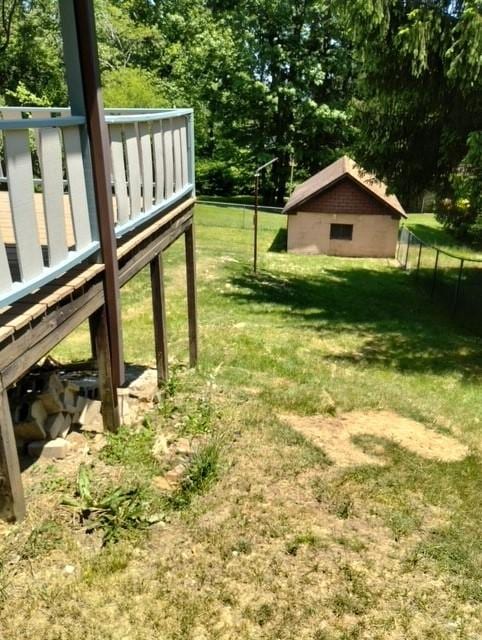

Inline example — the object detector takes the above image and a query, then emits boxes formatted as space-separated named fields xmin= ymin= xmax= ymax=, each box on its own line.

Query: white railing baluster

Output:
xmin=139 ymin=122 xmax=153 ymax=212
xmin=180 ymin=120 xmax=188 ymax=188
xmin=0 ymin=226 xmax=12 ymax=294
xmin=152 ymin=119 xmax=164 ymax=204
xmin=3 ymin=129 xmax=44 ymax=281
xmin=63 ymin=126 xmax=93 ymax=250
xmin=163 ymin=119 xmax=174 ymax=199
xmin=172 ymin=117 xmax=182 ymax=192
xmin=124 ymin=123 xmax=142 ymax=219
xmin=38 ymin=127 xmax=68 ymax=266
xmin=110 ymin=124 xmax=130 ymax=224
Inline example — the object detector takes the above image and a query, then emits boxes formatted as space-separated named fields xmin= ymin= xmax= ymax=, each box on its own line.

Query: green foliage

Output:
xmin=285 ymin=531 xmax=321 ymax=556
xmin=339 ymin=0 xmax=482 ymax=209
xmin=100 ymin=418 xmax=161 ymax=478
xmin=436 ymin=131 xmax=482 ymax=242
xmin=179 ymin=397 xmax=216 ymax=436
xmin=63 ymin=465 xmax=156 ymax=544
xmin=102 ymin=67 xmax=169 ymax=109
xmin=21 ymin=520 xmax=65 ymax=559
xmin=168 ymin=441 xmax=221 ymax=509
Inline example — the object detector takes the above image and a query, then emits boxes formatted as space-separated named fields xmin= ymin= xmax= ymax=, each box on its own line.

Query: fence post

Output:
xmin=415 ymin=241 xmax=422 ymax=279
xmin=431 ymin=249 xmax=440 ymax=298
xmin=404 ymin=230 xmax=411 ymax=269
xmin=453 ymin=259 xmax=464 ymax=317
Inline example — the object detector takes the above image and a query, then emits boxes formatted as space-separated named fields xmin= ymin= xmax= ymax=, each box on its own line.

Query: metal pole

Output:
xmin=453 ymin=259 xmax=464 ymax=317
xmin=253 ymin=157 xmax=278 ymax=273
xmin=415 ymin=242 xmax=422 ymax=279
xmin=405 ymin=230 xmax=411 ymax=269
xmin=431 ymin=249 xmax=440 ymax=298
xmin=254 ymin=173 xmax=259 ymax=273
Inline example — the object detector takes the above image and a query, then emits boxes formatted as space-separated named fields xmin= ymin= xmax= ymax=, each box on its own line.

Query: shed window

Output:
xmin=330 ymin=223 xmax=353 ymax=241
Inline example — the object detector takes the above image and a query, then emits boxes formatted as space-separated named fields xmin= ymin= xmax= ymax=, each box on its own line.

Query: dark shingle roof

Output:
xmin=283 ymin=156 xmax=406 ymax=217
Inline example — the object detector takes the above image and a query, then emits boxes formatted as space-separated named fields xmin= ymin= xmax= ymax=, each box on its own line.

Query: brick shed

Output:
xmin=283 ymin=156 xmax=406 ymax=257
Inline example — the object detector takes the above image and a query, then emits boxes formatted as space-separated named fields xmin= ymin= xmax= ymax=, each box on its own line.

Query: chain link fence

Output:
xmin=397 ymin=226 xmax=482 ymax=334
xmin=195 ymin=199 xmax=285 ymax=231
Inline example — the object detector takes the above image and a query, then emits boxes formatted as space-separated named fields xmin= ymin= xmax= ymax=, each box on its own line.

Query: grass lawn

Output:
xmin=1 ymin=203 xmax=481 ymax=639
xmin=405 ymin=213 xmax=482 ymax=260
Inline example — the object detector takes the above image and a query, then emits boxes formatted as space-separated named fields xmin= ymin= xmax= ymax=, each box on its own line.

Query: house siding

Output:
xmin=287 ymin=211 xmax=399 ymax=257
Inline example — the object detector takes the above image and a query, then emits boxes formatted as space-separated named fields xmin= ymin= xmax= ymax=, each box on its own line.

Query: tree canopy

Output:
xmin=0 ymin=0 xmax=480 ymax=226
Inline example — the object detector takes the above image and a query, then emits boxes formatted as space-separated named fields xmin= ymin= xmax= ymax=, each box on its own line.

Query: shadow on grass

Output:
xmin=268 ymin=228 xmax=287 ymax=253
xmin=225 ymin=266 xmax=482 ymax=380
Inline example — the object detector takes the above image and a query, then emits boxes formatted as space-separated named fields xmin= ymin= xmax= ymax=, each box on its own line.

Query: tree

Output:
xmin=339 ymin=0 xmax=482 ymax=214
xmin=206 ymin=0 xmax=355 ymax=204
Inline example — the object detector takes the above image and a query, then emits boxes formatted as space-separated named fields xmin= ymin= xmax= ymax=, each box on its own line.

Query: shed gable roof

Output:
xmin=283 ymin=156 xmax=406 ymax=218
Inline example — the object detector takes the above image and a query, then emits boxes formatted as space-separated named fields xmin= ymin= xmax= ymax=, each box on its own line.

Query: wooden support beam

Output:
xmin=0 ymin=387 xmax=25 ymax=522
xmin=150 ymin=254 xmax=168 ymax=385
xmin=60 ymin=1 xmax=124 ymax=388
xmin=1 ymin=281 xmax=104 ymax=390
xmin=88 ymin=315 xmax=97 ymax=360
xmin=91 ymin=306 xmax=120 ymax=432
xmin=185 ymin=223 xmax=198 ymax=367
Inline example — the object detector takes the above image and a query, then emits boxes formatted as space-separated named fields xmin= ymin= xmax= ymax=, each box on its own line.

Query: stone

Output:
xmin=127 ymin=369 xmax=159 ymax=402
xmin=45 ymin=413 xmax=69 ymax=440
xmin=152 ymin=434 xmax=169 ymax=458
xmin=72 ymin=395 xmax=87 ymax=424
xmin=78 ymin=399 xmax=103 ymax=433
xmin=164 ymin=463 xmax=185 ymax=484
xmin=118 ymin=394 xmax=137 ymax=425
xmin=66 ymin=430 xmax=85 ymax=446
xmin=152 ymin=476 xmax=176 ymax=492
xmin=28 ymin=438 xmax=70 ymax=460
xmin=14 ymin=399 xmax=47 ymax=441
xmin=173 ymin=437 xmax=192 ymax=455
xmin=38 ymin=391 xmax=63 ymax=414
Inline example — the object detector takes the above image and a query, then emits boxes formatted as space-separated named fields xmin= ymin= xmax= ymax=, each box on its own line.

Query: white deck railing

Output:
xmin=104 ymin=108 xmax=195 ymax=237
xmin=0 ymin=108 xmax=99 ymax=308
xmin=0 ymin=106 xmax=195 ymax=309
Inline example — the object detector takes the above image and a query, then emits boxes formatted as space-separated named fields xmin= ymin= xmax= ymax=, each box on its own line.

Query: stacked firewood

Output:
xmin=10 ymin=365 xmax=159 ymax=460
xmin=10 ymin=371 xmax=102 ymax=460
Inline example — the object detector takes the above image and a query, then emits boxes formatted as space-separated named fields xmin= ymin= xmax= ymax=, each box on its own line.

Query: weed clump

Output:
xmin=168 ymin=441 xmax=221 ymax=510
xmin=63 ymin=465 xmax=159 ymax=545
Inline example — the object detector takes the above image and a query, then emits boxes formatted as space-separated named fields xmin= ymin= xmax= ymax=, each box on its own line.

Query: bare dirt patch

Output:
xmin=280 ymin=410 xmax=469 ymax=467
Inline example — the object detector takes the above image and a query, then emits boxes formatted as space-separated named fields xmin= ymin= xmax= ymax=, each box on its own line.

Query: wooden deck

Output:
xmin=0 ymin=191 xmax=76 ymax=247
xmin=0 ymin=196 xmax=196 ymax=381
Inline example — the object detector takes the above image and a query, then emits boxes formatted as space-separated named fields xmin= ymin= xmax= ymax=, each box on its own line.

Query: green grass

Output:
xmin=405 ymin=213 xmax=482 ymax=260
xmin=2 ymin=202 xmax=481 ymax=639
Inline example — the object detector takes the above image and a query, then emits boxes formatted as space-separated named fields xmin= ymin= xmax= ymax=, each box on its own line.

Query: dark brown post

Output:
xmin=185 ymin=223 xmax=198 ymax=367
xmin=90 ymin=306 xmax=120 ymax=432
xmin=0 ymin=387 xmax=25 ymax=521
xmin=60 ymin=1 xmax=124 ymax=388
xmin=150 ymin=253 xmax=168 ymax=385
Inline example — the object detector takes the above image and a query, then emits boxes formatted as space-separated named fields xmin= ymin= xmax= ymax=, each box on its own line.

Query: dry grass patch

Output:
xmin=280 ymin=410 xmax=469 ymax=467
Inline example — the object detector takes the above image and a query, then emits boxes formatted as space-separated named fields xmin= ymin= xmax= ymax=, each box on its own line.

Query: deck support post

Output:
xmin=150 ymin=253 xmax=169 ymax=386
xmin=185 ymin=222 xmax=198 ymax=367
xmin=59 ymin=0 xmax=124 ymax=388
xmin=0 ymin=387 xmax=25 ymax=522
xmin=91 ymin=306 xmax=120 ymax=433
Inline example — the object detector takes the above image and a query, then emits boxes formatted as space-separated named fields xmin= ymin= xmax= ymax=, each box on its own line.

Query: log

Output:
xmin=14 ymin=399 xmax=47 ymax=441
